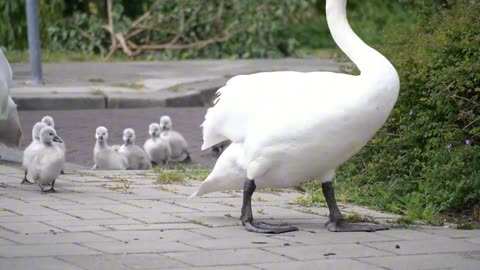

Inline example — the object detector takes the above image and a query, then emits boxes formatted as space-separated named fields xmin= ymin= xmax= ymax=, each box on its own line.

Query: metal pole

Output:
xmin=26 ymin=0 xmax=44 ymax=85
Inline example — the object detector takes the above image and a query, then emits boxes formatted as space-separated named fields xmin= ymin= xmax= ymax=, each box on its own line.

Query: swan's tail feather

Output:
xmin=201 ymin=107 xmax=228 ymax=150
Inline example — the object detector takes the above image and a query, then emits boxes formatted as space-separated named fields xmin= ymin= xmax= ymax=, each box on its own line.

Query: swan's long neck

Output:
xmin=326 ymin=0 xmax=397 ymax=78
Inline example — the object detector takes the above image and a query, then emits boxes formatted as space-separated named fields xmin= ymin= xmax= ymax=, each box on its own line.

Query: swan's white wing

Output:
xmin=201 ymin=71 xmax=354 ymax=150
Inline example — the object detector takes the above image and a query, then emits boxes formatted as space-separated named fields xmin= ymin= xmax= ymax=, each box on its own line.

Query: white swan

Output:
xmin=93 ymin=126 xmax=128 ymax=170
xmin=22 ymin=122 xmax=48 ymax=184
xmin=41 ymin=115 xmax=66 ymax=173
xmin=144 ymin=123 xmax=171 ymax=166
xmin=159 ymin=115 xmax=191 ymax=162
xmin=28 ymin=126 xmax=65 ymax=192
xmin=0 ymin=48 xmax=22 ymax=155
xmin=119 ymin=128 xmax=151 ymax=170
xmin=193 ymin=0 xmax=400 ymax=233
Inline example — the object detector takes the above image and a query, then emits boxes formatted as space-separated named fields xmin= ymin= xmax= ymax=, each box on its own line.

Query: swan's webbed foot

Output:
xmin=325 ymin=219 xmax=389 ymax=232
xmin=321 ymin=181 xmax=389 ymax=232
xmin=21 ymin=171 xmax=33 ymax=184
xmin=243 ymin=220 xmax=298 ymax=234
xmin=241 ymin=179 xmax=297 ymax=234
xmin=41 ymin=180 xmax=56 ymax=193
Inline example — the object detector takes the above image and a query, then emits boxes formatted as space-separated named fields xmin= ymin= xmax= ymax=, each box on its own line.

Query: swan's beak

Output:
xmin=53 ymin=136 xmax=63 ymax=143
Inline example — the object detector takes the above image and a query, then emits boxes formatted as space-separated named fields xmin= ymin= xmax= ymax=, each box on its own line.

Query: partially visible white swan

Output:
xmin=28 ymin=126 xmax=65 ymax=192
xmin=194 ymin=0 xmax=400 ymax=234
xmin=0 ymin=48 xmax=22 ymax=155
xmin=159 ymin=115 xmax=190 ymax=162
xmin=22 ymin=122 xmax=48 ymax=184
xmin=119 ymin=128 xmax=151 ymax=170
xmin=93 ymin=126 xmax=128 ymax=170
xmin=41 ymin=115 xmax=66 ymax=173
xmin=144 ymin=123 xmax=171 ymax=166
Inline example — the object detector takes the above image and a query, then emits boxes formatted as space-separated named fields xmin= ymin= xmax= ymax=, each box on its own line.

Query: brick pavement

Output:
xmin=0 ymin=164 xmax=479 ymax=269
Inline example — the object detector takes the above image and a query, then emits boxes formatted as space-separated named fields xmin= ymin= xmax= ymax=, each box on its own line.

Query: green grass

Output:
xmin=153 ymin=165 xmax=211 ymax=184
xmin=110 ymin=82 xmax=144 ymax=90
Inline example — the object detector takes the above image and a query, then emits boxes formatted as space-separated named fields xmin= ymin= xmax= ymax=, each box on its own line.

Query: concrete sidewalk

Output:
xmin=10 ymin=59 xmax=338 ymax=110
xmin=0 ymin=164 xmax=479 ymax=269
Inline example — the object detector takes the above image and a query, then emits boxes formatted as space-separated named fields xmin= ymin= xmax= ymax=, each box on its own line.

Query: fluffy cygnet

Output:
xmin=93 ymin=126 xmax=128 ymax=170
xmin=119 ymin=128 xmax=151 ymax=170
xmin=144 ymin=123 xmax=171 ymax=166
xmin=41 ymin=115 xmax=66 ymax=173
xmin=28 ymin=126 xmax=65 ymax=192
xmin=159 ymin=115 xmax=191 ymax=162
xmin=22 ymin=122 xmax=48 ymax=184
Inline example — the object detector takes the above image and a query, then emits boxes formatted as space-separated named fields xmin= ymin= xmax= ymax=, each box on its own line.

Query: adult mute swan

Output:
xmin=193 ymin=0 xmax=400 ymax=234
xmin=0 ymin=48 xmax=22 ymax=155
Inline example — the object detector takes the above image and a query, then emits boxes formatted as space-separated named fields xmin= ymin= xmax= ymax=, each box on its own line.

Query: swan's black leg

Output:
xmin=43 ymin=180 xmax=56 ymax=193
xmin=183 ymin=152 xmax=192 ymax=163
xmin=241 ymin=179 xmax=298 ymax=234
xmin=21 ymin=171 xmax=33 ymax=184
xmin=322 ymin=181 xmax=389 ymax=232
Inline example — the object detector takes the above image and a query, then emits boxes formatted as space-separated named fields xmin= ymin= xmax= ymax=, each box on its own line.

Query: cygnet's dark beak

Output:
xmin=53 ymin=136 xmax=63 ymax=143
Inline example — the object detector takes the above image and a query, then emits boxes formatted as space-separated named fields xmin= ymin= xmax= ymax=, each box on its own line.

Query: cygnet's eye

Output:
xmin=50 ymin=133 xmax=53 ymax=136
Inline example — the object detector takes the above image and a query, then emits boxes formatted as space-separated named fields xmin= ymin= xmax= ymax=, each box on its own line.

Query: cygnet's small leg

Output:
xmin=151 ymin=161 xmax=158 ymax=167
xmin=21 ymin=171 xmax=33 ymax=184
xmin=241 ymin=179 xmax=298 ymax=234
xmin=60 ymin=170 xmax=65 ymax=175
xmin=322 ymin=182 xmax=389 ymax=232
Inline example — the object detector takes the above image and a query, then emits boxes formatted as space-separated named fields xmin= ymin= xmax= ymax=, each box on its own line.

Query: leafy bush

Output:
xmin=328 ymin=0 xmax=480 ymax=222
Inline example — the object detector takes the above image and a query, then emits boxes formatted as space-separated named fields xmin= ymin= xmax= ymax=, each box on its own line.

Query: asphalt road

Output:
xmin=18 ymin=107 xmax=220 ymax=168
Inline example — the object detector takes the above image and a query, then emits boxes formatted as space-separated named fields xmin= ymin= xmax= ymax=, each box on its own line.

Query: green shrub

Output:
xmin=330 ymin=0 xmax=480 ymax=222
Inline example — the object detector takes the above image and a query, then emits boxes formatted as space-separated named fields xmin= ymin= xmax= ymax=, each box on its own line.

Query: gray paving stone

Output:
xmin=62 ymin=225 xmax=113 ymax=232
xmin=119 ymin=211 xmax=189 ymax=223
xmin=58 ymin=209 xmax=126 ymax=219
xmin=0 ymin=221 xmax=65 ymax=234
xmin=105 ymin=223 xmax=205 ymax=231
xmin=0 ymin=237 xmax=16 ymax=245
xmin=58 ymin=254 xmax=189 ymax=270
xmin=42 ymin=218 xmax=143 ymax=228
xmin=271 ymin=230 xmax=399 ymax=245
xmin=172 ymin=212 xmax=242 ymax=227
xmin=0 ymin=257 xmax=83 ymax=270
xmin=375 ymin=229 xmax=452 ymax=241
xmin=95 ymin=230 xmax=212 ymax=242
xmin=265 ymin=243 xmax=392 ymax=260
xmin=1 ymin=232 xmax=116 ymax=244
xmin=173 ymin=266 xmax=258 ymax=270
xmin=0 ymin=243 xmax=101 ymax=257
xmin=182 ymin=236 xmax=296 ymax=250
xmin=79 ymin=240 xmax=199 ymax=254
xmin=359 ymin=254 xmax=480 ymax=270
xmin=173 ymin=201 xmax=238 ymax=212
xmin=0 ymin=214 xmax=80 ymax=223
xmin=255 ymin=258 xmax=384 ymax=270
xmin=418 ymin=227 xmax=480 ymax=239
xmin=189 ymin=226 xmax=260 ymax=239
xmin=164 ymin=249 xmax=292 ymax=267
xmin=467 ymin=238 xmax=480 ymax=245
xmin=363 ymin=239 xmax=480 ymax=255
